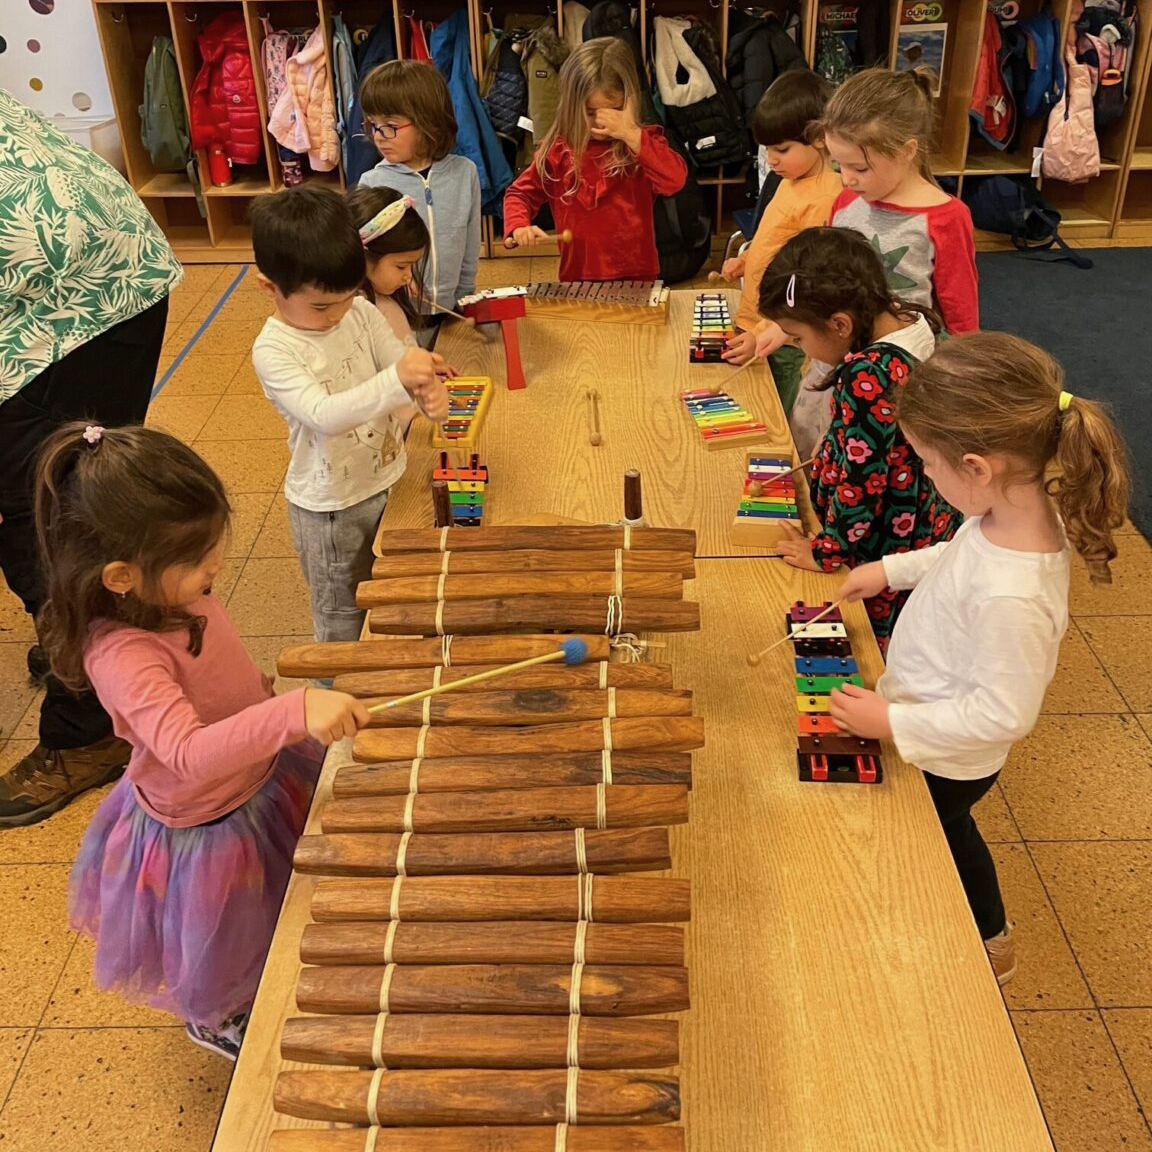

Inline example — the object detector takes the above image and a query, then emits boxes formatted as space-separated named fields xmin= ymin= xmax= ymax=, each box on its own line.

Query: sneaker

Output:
xmin=0 ymin=734 xmax=131 ymax=827
xmin=984 ymin=922 xmax=1017 ymax=986
xmin=186 ymin=1021 xmax=242 ymax=1062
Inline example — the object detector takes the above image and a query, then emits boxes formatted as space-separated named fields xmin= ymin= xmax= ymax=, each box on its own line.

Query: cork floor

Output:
xmin=0 ymin=257 xmax=1150 ymax=1151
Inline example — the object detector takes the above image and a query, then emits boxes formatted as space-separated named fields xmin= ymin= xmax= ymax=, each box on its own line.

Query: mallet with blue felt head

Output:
xmin=365 ymin=637 xmax=590 ymax=715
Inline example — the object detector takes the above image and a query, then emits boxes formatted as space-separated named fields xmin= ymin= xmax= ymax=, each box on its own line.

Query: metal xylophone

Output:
xmin=731 ymin=455 xmax=802 ymax=549
xmin=432 ymin=452 xmax=489 ymax=528
xmin=459 ymin=282 xmax=669 ymax=326
xmin=789 ymin=601 xmax=883 ymax=785
xmin=679 ymin=387 xmax=771 ymax=451
xmin=431 ymin=376 xmax=492 ymax=450
xmin=688 ymin=292 xmax=734 ymax=363
xmin=269 ymin=524 xmax=701 ymax=1151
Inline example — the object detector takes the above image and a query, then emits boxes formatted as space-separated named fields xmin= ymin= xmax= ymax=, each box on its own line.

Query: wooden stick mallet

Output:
xmin=366 ymin=637 xmax=590 ymax=714
xmin=503 ymin=229 xmax=573 ymax=249
xmin=427 ymin=300 xmax=477 ymax=326
xmin=747 ymin=456 xmax=817 ymax=497
xmin=709 ymin=353 xmax=763 ymax=395
xmin=745 ymin=599 xmax=845 ymax=667
xmin=587 ymin=389 xmax=603 ymax=447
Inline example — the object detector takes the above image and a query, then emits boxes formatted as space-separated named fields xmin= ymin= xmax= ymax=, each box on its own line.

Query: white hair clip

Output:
xmin=785 ymin=272 xmax=797 ymax=309
xmin=359 ymin=196 xmax=417 ymax=245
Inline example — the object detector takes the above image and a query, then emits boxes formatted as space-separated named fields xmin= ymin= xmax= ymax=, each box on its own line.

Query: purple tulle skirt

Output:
xmin=68 ymin=739 xmax=324 ymax=1026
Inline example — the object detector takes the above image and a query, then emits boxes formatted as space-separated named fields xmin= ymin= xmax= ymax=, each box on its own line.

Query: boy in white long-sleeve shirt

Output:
xmin=250 ymin=186 xmax=449 ymax=642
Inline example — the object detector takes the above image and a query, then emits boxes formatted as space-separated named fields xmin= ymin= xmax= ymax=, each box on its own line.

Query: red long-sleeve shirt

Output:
xmin=503 ymin=126 xmax=687 ymax=282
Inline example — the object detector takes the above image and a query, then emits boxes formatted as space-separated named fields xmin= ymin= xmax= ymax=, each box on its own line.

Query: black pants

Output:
xmin=0 ymin=296 xmax=168 ymax=750
xmin=924 ymin=770 xmax=1006 ymax=940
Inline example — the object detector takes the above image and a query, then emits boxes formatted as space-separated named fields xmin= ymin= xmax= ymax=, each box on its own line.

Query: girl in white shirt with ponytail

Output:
xmin=831 ymin=331 xmax=1130 ymax=986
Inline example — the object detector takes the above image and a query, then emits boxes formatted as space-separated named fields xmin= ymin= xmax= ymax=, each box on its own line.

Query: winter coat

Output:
xmin=269 ymin=27 xmax=339 ymax=172
xmin=725 ymin=10 xmax=807 ymax=129
xmin=189 ymin=12 xmax=262 ymax=166
xmin=344 ymin=15 xmax=397 ymax=186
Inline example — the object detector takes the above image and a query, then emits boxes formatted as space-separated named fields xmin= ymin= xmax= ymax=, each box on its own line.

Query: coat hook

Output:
xmin=110 ymin=8 xmax=125 ymax=21
xmin=185 ymin=10 xmax=199 ymax=21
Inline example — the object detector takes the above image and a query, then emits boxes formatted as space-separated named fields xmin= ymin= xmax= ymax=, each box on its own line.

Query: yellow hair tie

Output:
xmin=1058 ymin=390 xmax=1074 ymax=413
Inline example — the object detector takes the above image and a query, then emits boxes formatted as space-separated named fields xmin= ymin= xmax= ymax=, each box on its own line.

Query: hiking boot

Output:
xmin=0 ymin=735 xmax=131 ymax=827
xmin=984 ymin=922 xmax=1017 ymax=986
xmin=26 ymin=645 xmax=50 ymax=687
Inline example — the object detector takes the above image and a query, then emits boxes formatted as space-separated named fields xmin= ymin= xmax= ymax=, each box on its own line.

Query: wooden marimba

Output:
xmin=269 ymin=525 xmax=701 ymax=1151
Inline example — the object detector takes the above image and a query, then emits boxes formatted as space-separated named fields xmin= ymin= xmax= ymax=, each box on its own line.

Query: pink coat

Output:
xmin=268 ymin=27 xmax=338 ymax=172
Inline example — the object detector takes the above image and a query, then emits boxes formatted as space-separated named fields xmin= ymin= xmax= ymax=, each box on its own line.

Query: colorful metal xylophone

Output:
xmin=730 ymin=454 xmax=802 ymax=549
xmin=688 ymin=293 xmax=734 ymax=363
xmin=679 ymin=388 xmax=771 ymax=451
xmin=431 ymin=376 xmax=492 ymax=450
xmin=269 ymin=524 xmax=700 ymax=1152
xmin=789 ymin=601 xmax=883 ymax=785
xmin=433 ymin=452 xmax=489 ymax=527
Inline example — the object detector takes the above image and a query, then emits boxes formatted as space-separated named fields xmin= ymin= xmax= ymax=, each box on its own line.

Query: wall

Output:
xmin=0 ymin=0 xmax=113 ymax=119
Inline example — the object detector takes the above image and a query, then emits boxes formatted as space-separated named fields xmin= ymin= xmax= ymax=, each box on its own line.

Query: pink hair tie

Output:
xmin=82 ymin=425 xmax=104 ymax=445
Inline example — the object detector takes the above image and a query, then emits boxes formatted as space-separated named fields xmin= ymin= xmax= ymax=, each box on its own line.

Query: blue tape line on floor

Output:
xmin=151 ymin=265 xmax=249 ymax=400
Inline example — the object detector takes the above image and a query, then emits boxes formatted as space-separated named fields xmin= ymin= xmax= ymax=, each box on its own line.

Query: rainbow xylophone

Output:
xmin=679 ymin=387 xmax=771 ymax=451
xmin=789 ymin=601 xmax=883 ymax=784
xmin=431 ymin=376 xmax=493 ymax=450
xmin=731 ymin=455 xmax=803 ymax=549
xmin=689 ymin=293 xmax=734 ymax=363
xmin=433 ymin=451 xmax=489 ymax=527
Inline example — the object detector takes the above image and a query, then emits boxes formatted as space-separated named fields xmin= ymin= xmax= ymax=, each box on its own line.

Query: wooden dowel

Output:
xmin=268 ymin=1127 xmax=687 ymax=1152
xmin=370 ymin=548 xmax=697 ymax=580
xmin=624 ymin=469 xmax=643 ymax=522
xmin=503 ymin=228 xmax=573 ymax=249
xmin=432 ymin=480 xmax=452 ymax=528
xmin=372 ymin=526 xmax=697 ymax=555
xmin=588 ymin=388 xmax=602 ymax=447
xmin=747 ymin=456 xmax=817 ymax=497
xmin=746 ymin=599 xmax=845 ymax=667
xmin=356 ymin=570 xmax=683 ymax=606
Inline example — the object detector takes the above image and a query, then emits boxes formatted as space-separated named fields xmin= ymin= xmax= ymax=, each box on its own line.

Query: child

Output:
xmin=250 ymin=185 xmax=450 ymax=644
xmin=38 ymin=423 xmax=369 ymax=1059
xmin=830 ymin=332 xmax=1130 ymax=983
xmin=358 ymin=60 xmax=482 ymax=346
xmin=758 ymin=227 xmax=959 ymax=651
xmin=502 ymin=37 xmax=687 ymax=282
xmin=719 ymin=69 xmax=841 ymax=416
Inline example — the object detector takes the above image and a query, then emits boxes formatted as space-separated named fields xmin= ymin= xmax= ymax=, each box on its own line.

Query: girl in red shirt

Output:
xmin=502 ymin=37 xmax=687 ymax=282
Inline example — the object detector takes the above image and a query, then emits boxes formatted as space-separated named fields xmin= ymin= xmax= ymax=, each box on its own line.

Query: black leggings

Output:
xmin=923 ymin=770 xmax=1006 ymax=941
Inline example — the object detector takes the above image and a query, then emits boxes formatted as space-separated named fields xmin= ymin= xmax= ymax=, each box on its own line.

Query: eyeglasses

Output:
xmin=362 ymin=120 xmax=413 ymax=141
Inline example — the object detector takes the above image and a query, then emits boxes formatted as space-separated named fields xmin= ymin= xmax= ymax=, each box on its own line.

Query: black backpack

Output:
xmin=652 ymin=129 xmax=712 ymax=284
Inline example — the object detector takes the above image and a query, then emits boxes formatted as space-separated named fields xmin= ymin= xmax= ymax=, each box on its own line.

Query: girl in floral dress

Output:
xmin=757 ymin=226 xmax=960 ymax=652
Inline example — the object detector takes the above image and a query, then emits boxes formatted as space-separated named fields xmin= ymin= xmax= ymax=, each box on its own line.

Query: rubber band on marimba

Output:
xmin=440 ymin=634 xmax=453 ymax=667
xmin=602 ymin=717 xmax=613 ymax=752
xmin=554 ymin=1123 xmax=568 ymax=1152
xmin=416 ymin=726 xmax=428 ymax=758
xmin=566 ymin=1011 xmax=581 ymax=1067
xmin=438 ymin=527 xmax=449 ymax=552
xmin=440 ymin=550 xmax=451 ymax=576
xmin=605 ymin=594 xmax=624 ymax=636
xmin=431 ymin=666 xmax=443 ymax=688
xmin=403 ymin=791 xmax=416 ymax=833
xmin=422 ymin=696 xmax=432 ymax=725
xmin=574 ymin=919 xmax=588 ymax=964
xmin=436 ymin=572 xmax=447 ymax=603
xmin=607 ymin=686 xmax=617 ymax=719
xmin=601 ymin=749 xmax=613 ymax=785
xmin=371 ymin=1012 xmax=389 ymax=1067
xmin=389 ymin=875 xmax=403 ymax=920
xmin=396 ymin=831 xmax=412 ymax=876
xmin=596 ymin=782 xmax=607 ymax=830
xmin=569 ymin=961 xmax=583 ymax=1015
xmin=383 ymin=919 xmax=399 ymax=964
xmin=367 ymin=1067 xmax=384 ymax=1126
xmin=566 ymin=1066 xmax=580 ymax=1124
xmin=574 ymin=827 xmax=588 ymax=873
xmin=378 ymin=963 xmax=396 ymax=1012
xmin=364 ymin=1127 xmax=379 ymax=1152
xmin=598 ymin=661 xmax=608 ymax=690
xmin=408 ymin=758 xmax=421 ymax=793
xmin=614 ymin=548 xmax=624 ymax=599
xmin=623 ymin=525 xmax=632 ymax=550
xmin=435 ymin=599 xmax=446 ymax=637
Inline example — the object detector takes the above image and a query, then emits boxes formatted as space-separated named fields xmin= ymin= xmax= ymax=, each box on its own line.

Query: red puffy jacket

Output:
xmin=189 ymin=12 xmax=263 ymax=166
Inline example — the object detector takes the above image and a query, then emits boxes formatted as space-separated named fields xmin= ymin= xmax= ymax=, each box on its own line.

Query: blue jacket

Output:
xmin=429 ymin=9 xmax=514 ymax=216
xmin=360 ymin=154 xmax=481 ymax=309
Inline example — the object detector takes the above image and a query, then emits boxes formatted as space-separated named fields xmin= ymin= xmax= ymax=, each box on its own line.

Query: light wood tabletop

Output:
xmin=212 ymin=290 xmax=1054 ymax=1152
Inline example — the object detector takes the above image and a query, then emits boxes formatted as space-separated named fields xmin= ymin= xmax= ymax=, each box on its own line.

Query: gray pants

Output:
xmin=288 ymin=489 xmax=390 ymax=643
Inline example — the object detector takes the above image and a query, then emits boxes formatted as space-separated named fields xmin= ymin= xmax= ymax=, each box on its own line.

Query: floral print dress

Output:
xmin=808 ymin=342 xmax=961 ymax=652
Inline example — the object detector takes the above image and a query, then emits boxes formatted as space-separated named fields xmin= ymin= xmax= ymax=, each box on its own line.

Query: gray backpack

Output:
xmin=140 ymin=36 xmax=191 ymax=172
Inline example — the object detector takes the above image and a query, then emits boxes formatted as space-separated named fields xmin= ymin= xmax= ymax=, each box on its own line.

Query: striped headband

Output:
xmin=359 ymin=196 xmax=417 ymax=245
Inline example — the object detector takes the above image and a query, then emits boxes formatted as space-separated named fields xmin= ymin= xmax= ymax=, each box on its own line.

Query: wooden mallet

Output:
xmin=747 ymin=456 xmax=817 ymax=497
xmin=366 ymin=637 xmax=590 ymax=714
xmin=427 ymin=300 xmax=476 ymax=327
xmin=709 ymin=352 xmax=763 ymax=396
xmin=587 ymin=388 xmax=603 ymax=446
xmin=746 ymin=599 xmax=845 ymax=667
xmin=504 ymin=229 xmax=574 ymax=249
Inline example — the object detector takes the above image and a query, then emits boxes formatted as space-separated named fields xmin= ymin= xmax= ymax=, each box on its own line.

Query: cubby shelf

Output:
xmin=93 ymin=0 xmax=1152 ymax=262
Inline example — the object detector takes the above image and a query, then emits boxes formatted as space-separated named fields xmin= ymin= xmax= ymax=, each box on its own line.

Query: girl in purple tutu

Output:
xmin=34 ymin=423 xmax=368 ymax=1060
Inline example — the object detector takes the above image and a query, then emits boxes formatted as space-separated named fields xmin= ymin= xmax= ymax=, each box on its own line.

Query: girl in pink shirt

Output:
xmin=35 ymin=424 xmax=367 ymax=1061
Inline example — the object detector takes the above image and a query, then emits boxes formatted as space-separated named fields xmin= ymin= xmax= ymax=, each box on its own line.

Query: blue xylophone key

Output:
xmin=794 ymin=655 xmax=859 ymax=675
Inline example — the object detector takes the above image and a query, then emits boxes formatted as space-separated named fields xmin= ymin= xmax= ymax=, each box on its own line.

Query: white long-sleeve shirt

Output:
xmin=252 ymin=297 xmax=411 ymax=512
xmin=877 ymin=516 xmax=1070 ymax=781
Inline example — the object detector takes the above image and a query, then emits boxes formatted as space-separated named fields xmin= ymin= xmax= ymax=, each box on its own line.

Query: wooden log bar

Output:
xmin=281 ymin=1013 xmax=680 ymax=1069
xmin=277 ymin=634 xmax=612 ymax=679
xmin=353 ymin=716 xmax=706 ymax=762
xmin=366 ymin=598 xmax=701 ymax=636
xmin=332 ymin=752 xmax=694 ymax=797
xmin=272 ymin=1068 xmax=681 ymax=1125
xmin=295 ymin=963 xmax=690 ymax=1016
xmin=356 ymin=571 xmax=684 ymax=607
xmin=364 ymin=689 xmax=694 ymax=729
xmin=267 ymin=1127 xmax=686 ymax=1152
xmin=299 ymin=921 xmax=685 ymax=967
xmin=333 ymin=662 xmax=676 ymax=698
xmin=373 ymin=526 xmax=696 ymax=556
xmin=294 ymin=827 xmax=671 ymax=877
xmin=371 ymin=548 xmax=697 ymax=579
xmin=320 ymin=784 xmax=690 ymax=835
xmin=310 ymin=875 xmax=692 ymax=924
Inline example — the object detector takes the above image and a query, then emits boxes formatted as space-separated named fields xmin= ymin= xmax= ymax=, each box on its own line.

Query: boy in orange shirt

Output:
xmin=722 ymin=70 xmax=842 ymax=414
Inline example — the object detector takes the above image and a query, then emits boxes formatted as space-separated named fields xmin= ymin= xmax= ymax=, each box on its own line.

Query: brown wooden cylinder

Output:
xmin=277 ymin=635 xmax=612 ymax=679
xmin=365 ymin=689 xmax=694 ymax=729
xmin=371 ymin=548 xmax=696 ymax=579
xmin=321 ymin=784 xmax=690 ymax=835
xmin=310 ymin=876 xmax=692 ymax=924
xmin=356 ymin=571 xmax=683 ymax=607
xmin=280 ymin=1013 xmax=680 ymax=1069
xmin=366 ymin=598 xmax=701 ymax=636
xmin=294 ymin=827 xmax=671 ymax=877
xmin=373 ymin=525 xmax=696 ymax=555
xmin=273 ymin=1068 xmax=681 ymax=1126
xmin=268 ymin=1127 xmax=686 ymax=1152
xmin=299 ymin=921 xmax=685 ymax=967
xmin=432 ymin=481 xmax=452 ymax=529
xmin=295 ymin=963 xmax=690 ymax=1017
xmin=624 ymin=470 xmax=643 ymax=523
xmin=353 ymin=716 xmax=706 ymax=763
xmin=332 ymin=753 xmax=694 ymax=798
xmin=334 ymin=661 xmax=676 ymax=698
